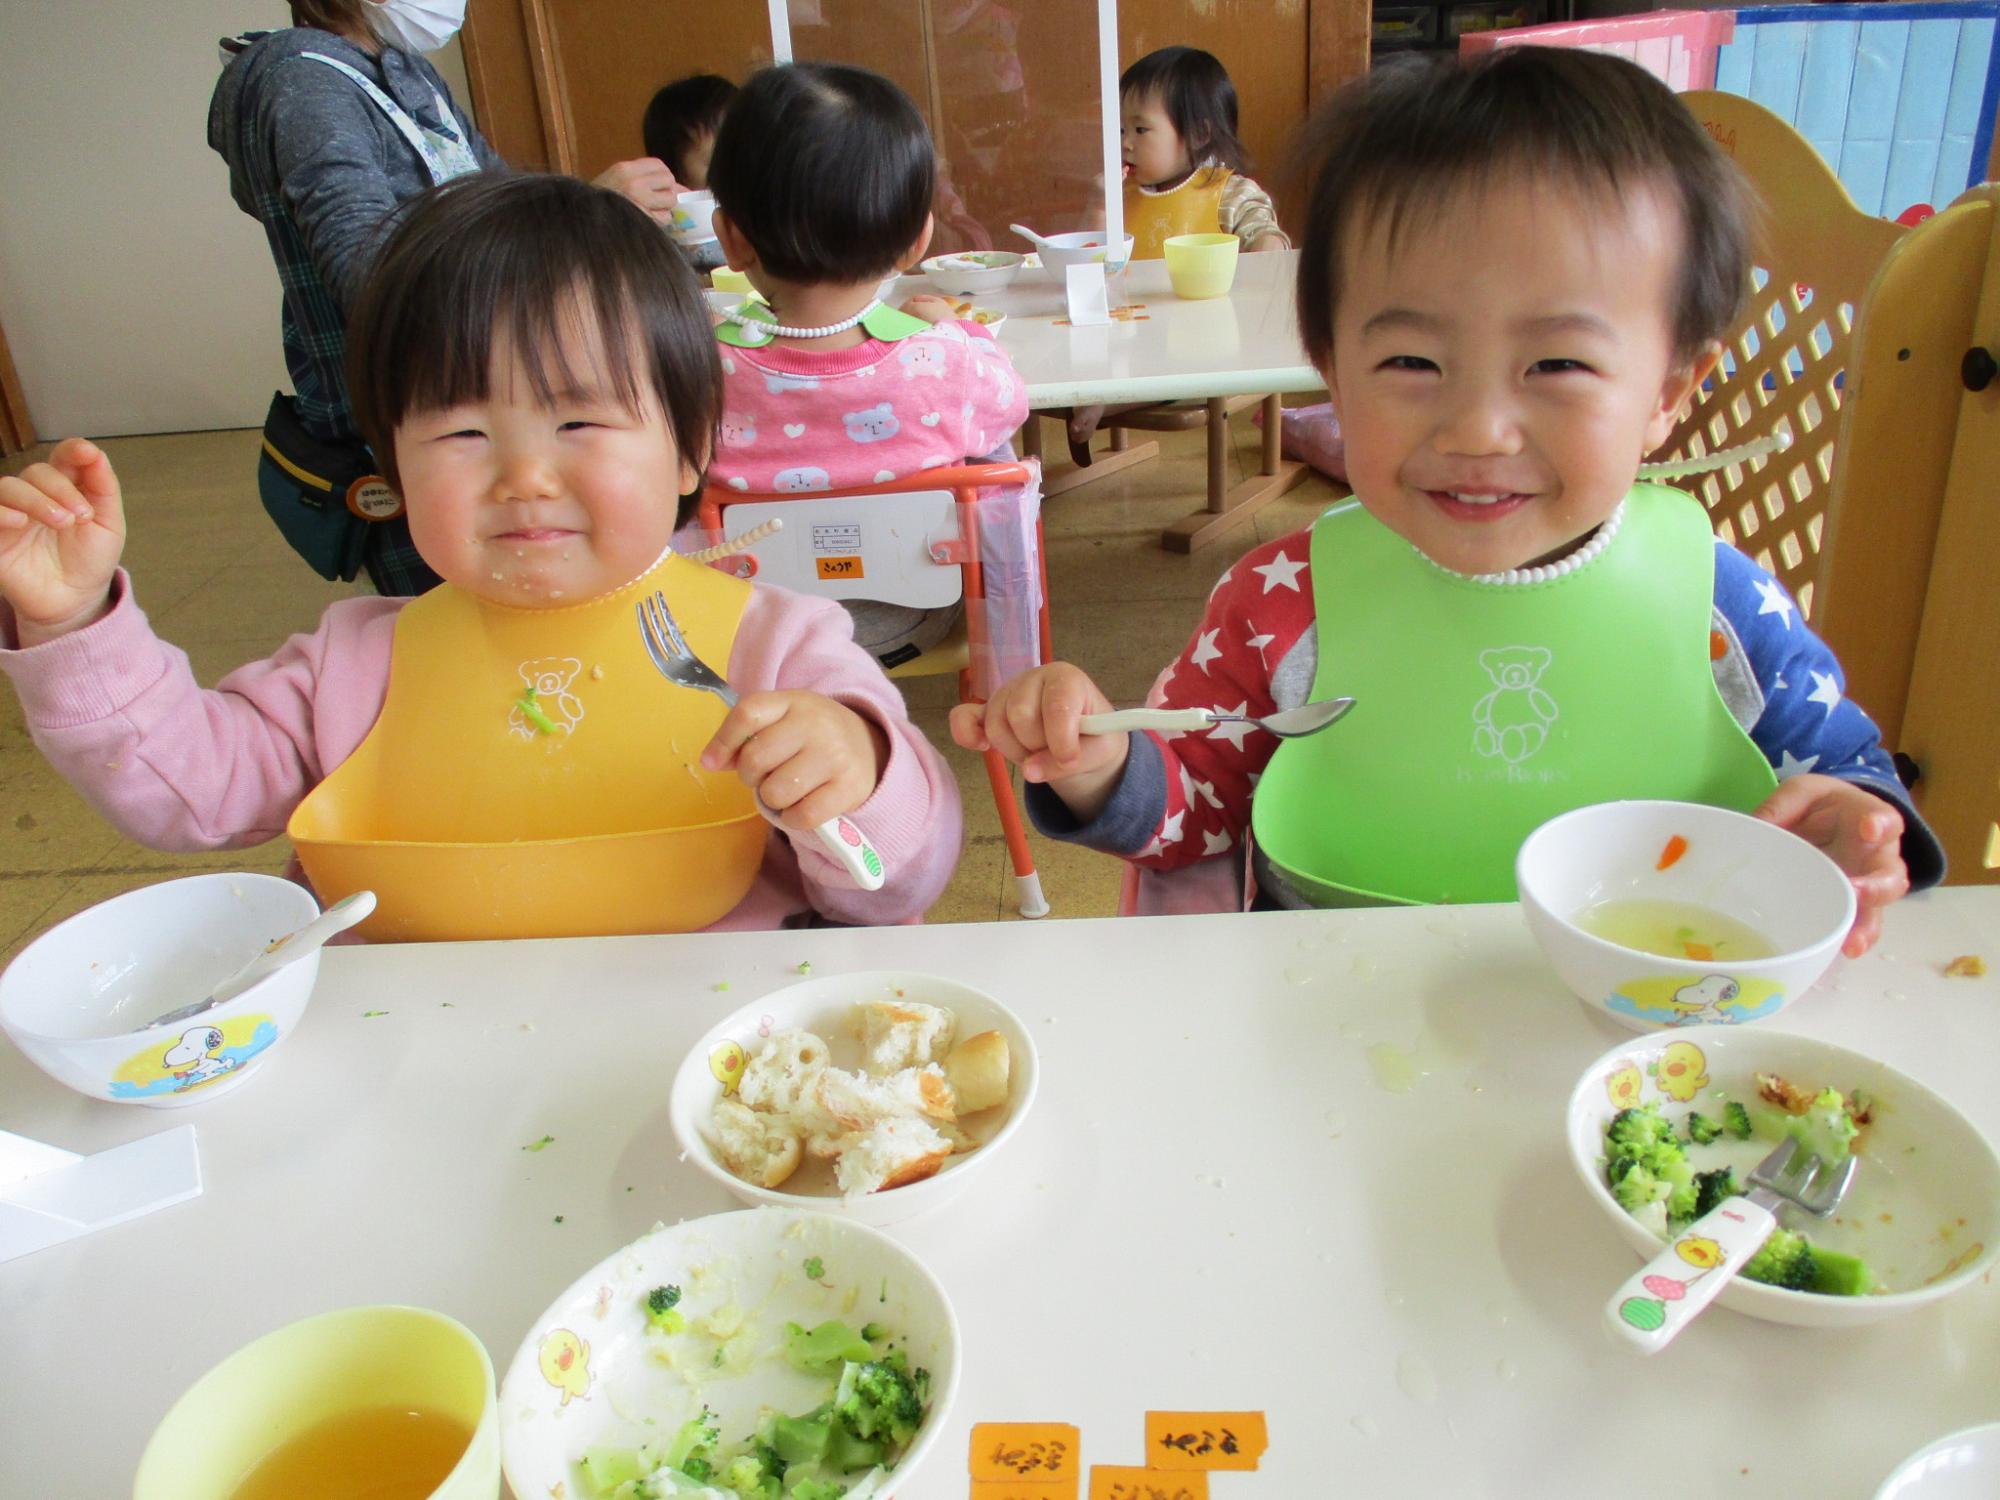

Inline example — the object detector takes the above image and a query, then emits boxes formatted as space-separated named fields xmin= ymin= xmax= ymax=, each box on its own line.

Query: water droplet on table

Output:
xmin=1396 ymin=1352 xmax=1440 ymax=1405
xmin=1283 ymin=963 xmax=1315 ymax=986
xmin=1495 ymin=1358 xmax=1520 ymax=1384
xmin=1350 ymin=1415 xmax=1379 ymax=1438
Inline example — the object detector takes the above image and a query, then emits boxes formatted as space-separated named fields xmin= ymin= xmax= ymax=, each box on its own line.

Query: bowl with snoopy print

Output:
xmin=1518 ymin=800 xmax=1854 ymax=1033
xmin=0 ymin=873 xmax=323 ymax=1106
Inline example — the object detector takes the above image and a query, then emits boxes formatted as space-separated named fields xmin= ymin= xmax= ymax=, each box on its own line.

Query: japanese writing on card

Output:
xmin=1086 ymin=1467 xmax=1209 ymax=1500
xmin=969 ymin=1423 xmax=1082 ymax=1483
xmin=1144 ymin=1411 xmax=1269 ymax=1471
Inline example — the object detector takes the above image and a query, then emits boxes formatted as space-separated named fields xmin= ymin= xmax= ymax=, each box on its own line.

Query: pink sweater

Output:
xmin=0 ymin=574 xmax=963 ymax=931
xmin=710 ymin=320 xmax=1027 ymax=492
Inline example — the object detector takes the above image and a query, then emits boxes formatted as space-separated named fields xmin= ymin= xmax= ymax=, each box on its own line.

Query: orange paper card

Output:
xmin=1087 ymin=1467 xmax=1209 ymax=1500
xmin=970 ymin=1423 xmax=1083 ymax=1484
xmin=1143 ymin=1411 xmax=1269 ymax=1470
xmin=972 ymin=1482 xmax=1078 ymax=1500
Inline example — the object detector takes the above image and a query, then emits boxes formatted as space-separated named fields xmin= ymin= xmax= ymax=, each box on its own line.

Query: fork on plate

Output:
xmin=636 ymin=591 xmax=885 ymax=892
xmin=1605 ymin=1135 xmax=1857 ymax=1352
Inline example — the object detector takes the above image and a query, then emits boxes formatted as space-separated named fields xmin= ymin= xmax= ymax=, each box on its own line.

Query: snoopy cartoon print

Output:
xmin=1473 ymin=646 xmax=1558 ymax=764
xmin=1669 ymin=975 xmax=1740 ymax=1025
xmin=510 ymin=657 xmax=586 ymax=739
xmin=163 ymin=1026 xmax=239 ymax=1091
xmin=842 ymin=403 xmax=901 ymax=444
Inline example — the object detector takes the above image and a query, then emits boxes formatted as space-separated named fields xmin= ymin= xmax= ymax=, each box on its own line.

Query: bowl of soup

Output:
xmin=1518 ymin=800 xmax=1855 ymax=1032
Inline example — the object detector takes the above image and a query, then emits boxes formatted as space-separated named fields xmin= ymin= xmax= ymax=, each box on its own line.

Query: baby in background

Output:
xmin=644 ymin=72 xmax=736 ymax=274
xmin=704 ymin=62 xmax=1029 ymax=668
xmin=960 ymin=48 xmax=1939 ymax=956
xmin=0 ymin=173 xmax=962 ymax=938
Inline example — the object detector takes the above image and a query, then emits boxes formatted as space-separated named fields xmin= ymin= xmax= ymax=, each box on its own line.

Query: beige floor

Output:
xmin=0 ymin=416 xmax=1345 ymax=962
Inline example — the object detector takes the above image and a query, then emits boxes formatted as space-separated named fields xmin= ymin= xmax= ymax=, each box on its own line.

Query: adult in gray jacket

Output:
xmin=210 ymin=0 xmax=680 ymax=593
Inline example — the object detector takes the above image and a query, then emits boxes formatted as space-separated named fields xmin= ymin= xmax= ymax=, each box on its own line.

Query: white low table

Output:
xmin=5 ymin=891 xmax=1996 ymax=1498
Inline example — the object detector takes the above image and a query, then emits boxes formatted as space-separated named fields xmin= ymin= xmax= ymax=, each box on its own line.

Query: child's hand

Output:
xmin=0 ymin=438 xmax=126 ymax=645
xmin=594 ymin=156 xmax=681 ymax=225
xmin=950 ymin=663 xmax=1127 ymax=819
xmin=900 ymin=294 xmax=961 ymax=325
xmin=1755 ymin=773 xmax=1910 ymax=958
xmin=702 ymin=691 xmax=889 ymax=829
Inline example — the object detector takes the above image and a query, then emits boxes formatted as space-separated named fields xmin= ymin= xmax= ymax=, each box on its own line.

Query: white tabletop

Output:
xmin=6 ymin=891 xmax=1997 ymax=1499
xmin=912 ymin=250 xmax=1324 ymax=410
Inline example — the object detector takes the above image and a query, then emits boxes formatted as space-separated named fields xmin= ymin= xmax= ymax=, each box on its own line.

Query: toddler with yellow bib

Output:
xmin=0 ymin=174 xmax=962 ymax=941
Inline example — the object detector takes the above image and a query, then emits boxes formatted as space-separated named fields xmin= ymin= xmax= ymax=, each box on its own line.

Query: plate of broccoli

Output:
xmin=1567 ymin=1026 xmax=2000 ymax=1327
xmin=499 ymin=1208 xmax=958 ymax=1499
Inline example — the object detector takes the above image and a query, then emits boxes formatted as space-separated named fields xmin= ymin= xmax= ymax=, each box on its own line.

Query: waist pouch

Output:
xmin=257 ymin=391 xmax=376 ymax=582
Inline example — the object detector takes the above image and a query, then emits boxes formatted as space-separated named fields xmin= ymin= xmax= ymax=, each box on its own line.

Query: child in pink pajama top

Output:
xmin=0 ymin=174 xmax=961 ymax=935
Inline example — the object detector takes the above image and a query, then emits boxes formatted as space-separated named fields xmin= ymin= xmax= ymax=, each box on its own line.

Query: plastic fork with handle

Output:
xmin=636 ymin=591 xmax=886 ymax=892
xmin=1606 ymin=1135 xmax=1857 ymax=1353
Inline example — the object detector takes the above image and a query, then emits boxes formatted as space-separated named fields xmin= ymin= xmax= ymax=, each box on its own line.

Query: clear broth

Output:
xmin=1576 ymin=898 xmax=1777 ymax=961
xmin=229 ymin=1406 xmax=471 ymax=1500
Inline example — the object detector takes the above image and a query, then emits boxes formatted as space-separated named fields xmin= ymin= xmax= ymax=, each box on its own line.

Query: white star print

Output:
xmin=1807 ymin=671 xmax=1841 ymax=715
xmin=1245 ymin=622 xmax=1275 ymax=660
xmin=1206 ymin=703 xmax=1256 ymax=751
xmin=1252 ymin=550 xmax=1307 ymax=593
xmin=1777 ymin=749 xmax=1820 ymax=780
xmin=1158 ymin=809 xmax=1186 ymax=845
xmin=1187 ymin=628 xmax=1223 ymax=673
xmin=1202 ymin=828 xmax=1234 ymax=855
xmin=1754 ymin=577 xmax=1795 ymax=628
xmin=1137 ymin=836 xmax=1165 ymax=859
xmin=1773 ymin=673 xmax=1788 ymax=691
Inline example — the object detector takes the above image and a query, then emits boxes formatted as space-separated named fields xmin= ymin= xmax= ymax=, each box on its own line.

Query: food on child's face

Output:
xmin=1576 ymin=898 xmax=1776 ymax=962
xmin=1601 ymin=1088 xmax=1878 ymax=1296
xmin=712 ymin=999 xmax=1012 ymax=1197
xmin=943 ymin=1029 xmax=1011 ymax=1114
xmin=1944 ymin=954 xmax=1988 ymax=977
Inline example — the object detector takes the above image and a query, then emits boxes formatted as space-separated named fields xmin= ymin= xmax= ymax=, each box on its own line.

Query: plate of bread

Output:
xmin=669 ymin=971 xmax=1038 ymax=1226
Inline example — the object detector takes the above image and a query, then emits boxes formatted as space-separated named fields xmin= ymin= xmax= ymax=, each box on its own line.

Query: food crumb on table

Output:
xmin=362 ymin=1009 xmax=388 ymax=1017
xmin=1944 ymin=954 xmax=1987 ymax=977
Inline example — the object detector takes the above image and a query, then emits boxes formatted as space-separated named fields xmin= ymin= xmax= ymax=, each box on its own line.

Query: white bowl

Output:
xmin=1875 ymin=1423 xmax=2000 ymax=1499
xmin=1519 ymin=799 xmax=1855 ymax=1032
xmin=0 ymin=873 xmax=322 ymax=1107
xmin=669 ymin=970 xmax=1038 ymax=1226
xmin=1566 ymin=1026 xmax=2000 ymax=1327
xmin=921 ymin=251 xmax=1026 ymax=297
xmin=669 ymin=189 xmax=717 ymax=246
xmin=500 ymin=1208 xmax=959 ymax=1500
xmin=1034 ymin=230 xmax=1134 ymax=276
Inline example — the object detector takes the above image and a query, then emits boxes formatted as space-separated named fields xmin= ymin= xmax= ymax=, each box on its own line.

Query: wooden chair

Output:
xmin=697 ymin=463 xmax=1056 ymax=917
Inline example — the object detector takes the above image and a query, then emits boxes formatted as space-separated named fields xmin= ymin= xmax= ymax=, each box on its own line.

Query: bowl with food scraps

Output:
xmin=920 ymin=250 xmax=1026 ymax=297
xmin=669 ymin=189 xmax=719 ymax=247
xmin=500 ymin=1207 xmax=959 ymax=1500
xmin=1033 ymin=230 xmax=1135 ymax=278
xmin=1567 ymin=1025 xmax=2000 ymax=1328
xmin=1518 ymin=799 xmax=1855 ymax=1032
xmin=669 ymin=971 xmax=1038 ymax=1227
xmin=0 ymin=872 xmax=323 ymax=1107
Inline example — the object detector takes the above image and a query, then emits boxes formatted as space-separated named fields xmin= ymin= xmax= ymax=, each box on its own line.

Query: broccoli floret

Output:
xmin=717 ymin=1447 xmax=786 ymax=1500
xmin=790 ymin=1481 xmax=847 ymax=1500
xmin=1723 ymin=1101 xmax=1753 ymax=1139
xmin=1787 ymin=1087 xmax=1861 ymax=1163
xmin=833 ymin=1358 xmax=927 ymax=1448
xmin=1606 ymin=1105 xmax=1678 ymax=1156
xmin=784 ymin=1320 xmax=875 ymax=1373
xmin=645 ymin=1285 xmax=685 ymax=1335
xmin=1605 ymin=1103 xmax=1704 ymax=1228
xmin=1809 ymin=1247 xmax=1877 ymax=1297
xmin=1684 ymin=1112 xmax=1723 ymax=1146
xmin=662 ymin=1408 xmax=719 ymax=1480
xmin=860 ymin=1322 xmax=890 ymax=1344
xmin=1692 ymin=1167 xmax=1740 ymax=1219
xmin=1741 ymin=1227 xmax=1818 ymax=1291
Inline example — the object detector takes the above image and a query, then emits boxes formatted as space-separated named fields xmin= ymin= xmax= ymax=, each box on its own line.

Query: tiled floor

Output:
xmin=0 ymin=415 xmax=1344 ymax=960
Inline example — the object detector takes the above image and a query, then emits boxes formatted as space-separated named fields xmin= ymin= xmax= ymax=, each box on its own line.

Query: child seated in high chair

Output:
xmin=704 ymin=62 xmax=1029 ymax=668
xmin=643 ymin=72 xmax=736 ymax=275
xmin=0 ymin=173 xmax=961 ymax=941
xmin=958 ymin=48 xmax=1942 ymax=955
xmin=1068 ymin=45 xmax=1289 ymax=466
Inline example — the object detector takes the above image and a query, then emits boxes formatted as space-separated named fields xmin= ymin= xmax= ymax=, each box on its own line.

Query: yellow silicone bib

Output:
xmin=290 ymin=553 xmax=765 ymax=941
xmin=1126 ymin=167 xmax=1230 ymax=259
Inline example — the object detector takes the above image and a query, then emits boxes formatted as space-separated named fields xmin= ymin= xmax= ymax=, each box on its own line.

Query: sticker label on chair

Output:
xmin=811 ymin=522 xmax=863 ymax=553
xmin=816 ymin=555 xmax=865 ymax=579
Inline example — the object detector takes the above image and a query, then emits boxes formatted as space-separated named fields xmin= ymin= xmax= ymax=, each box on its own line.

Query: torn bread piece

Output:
xmin=818 ymin=1063 xmax=956 ymax=1129
xmin=935 ymin=1119 xmax=982 ymax=1155
xmin=737 ymin=1029 xmax=830 ymax=1116
xmin=834 ymin=1117 xmax=952 ymax=1196
xmin=712 ymin=1099 xmax=803 ymax=1189
xmin=860 ymin=999 xmax=957 ymax=1074
xmin=943 ymin=1029 xmax=1011 ymax=1114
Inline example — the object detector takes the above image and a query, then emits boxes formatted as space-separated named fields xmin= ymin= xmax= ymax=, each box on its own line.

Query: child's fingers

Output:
xmin=700 ymin=694 xmax=791 ymax=771
xmin=948 ymin=702 xmax=990 ymax=752
xmin=1843 ymin=904 xmax=1885 ymax=959
xmin=1752 ymin=773 xmax=1821 ymax=831
xmin=0 ymin=469 xmax=85 ymax=528
xmin=1038 ymin=672 xmax=1091 ymax=767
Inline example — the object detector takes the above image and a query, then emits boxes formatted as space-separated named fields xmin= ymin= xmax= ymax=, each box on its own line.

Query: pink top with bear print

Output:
xmin=710 ymin=320 xmax=1028 ymax=493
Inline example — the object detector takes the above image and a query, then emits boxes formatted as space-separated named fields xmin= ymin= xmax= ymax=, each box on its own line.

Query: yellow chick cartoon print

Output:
xmin=1605 ymin=1063 xmax=1643 ymax=1110
xmin=1675 ymin=1235 xmax=1725 ymax=1271
xmin=709 ymin=1040 xmax=748 ymax=1096
xmin=539 ymin=1328 xmax=591 ymax=1405
xmin=1655 ymin=1041 xmax=1710 ymax=1103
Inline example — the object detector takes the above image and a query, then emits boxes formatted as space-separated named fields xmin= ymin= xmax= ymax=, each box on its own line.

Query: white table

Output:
xmin=6 ymin=892 xmax=1997 ymax=1499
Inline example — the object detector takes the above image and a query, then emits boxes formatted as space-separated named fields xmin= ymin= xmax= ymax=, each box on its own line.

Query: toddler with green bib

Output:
xmin=954 ymin=47 xmax=1940 ymax=955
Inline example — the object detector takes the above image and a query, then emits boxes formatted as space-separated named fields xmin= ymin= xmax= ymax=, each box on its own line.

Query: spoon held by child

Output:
xmin=1078 ymin=696 xmax=1356 ymax=740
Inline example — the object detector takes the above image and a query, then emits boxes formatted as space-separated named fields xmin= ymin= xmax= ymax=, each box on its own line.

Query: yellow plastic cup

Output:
xmin=709 ymin=266 xmax=754 ymax=293
xmin=133 ymin=1305 xmax=498 ymax=1500
xmin=1163 ymin=233 xmax=1241 ymax=299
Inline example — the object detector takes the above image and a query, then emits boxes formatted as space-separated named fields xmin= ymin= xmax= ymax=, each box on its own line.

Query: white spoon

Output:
xmin=1009 ymin=223 xmax=1061 ymax=253
xmin=144 ymin=890 xmax=377 ymax=1029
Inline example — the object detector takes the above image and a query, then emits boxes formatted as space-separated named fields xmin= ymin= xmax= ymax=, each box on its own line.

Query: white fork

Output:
xmin=636 ymin=591 xmax=885 ymax=892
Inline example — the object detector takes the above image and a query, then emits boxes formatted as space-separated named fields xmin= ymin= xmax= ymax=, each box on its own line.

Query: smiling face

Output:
xmin=1323 ymin=173 xmax=1713 ymax=576
xmin=393 ymin=309 xmax=697 ymax=608
xmin=1121 ymin=90 xmax=1192 ymax=187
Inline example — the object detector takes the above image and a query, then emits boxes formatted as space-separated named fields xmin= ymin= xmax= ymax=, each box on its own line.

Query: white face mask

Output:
xmin=367 ymin=0 xmax=466 ymax=54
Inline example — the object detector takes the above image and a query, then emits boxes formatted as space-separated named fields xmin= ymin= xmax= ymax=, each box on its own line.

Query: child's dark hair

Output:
xmin=706 ymin=62 xmax=935 ymax=285
xmin=642 ymin=73 xmax=736 ymax=182
xmin=346 ymin=173 xmax=721 ymax=527
xmin=1120 ymin=46 xmax=1251 ymax=176
xmin=1294 ymin=48 xmax=1750 ymax=371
